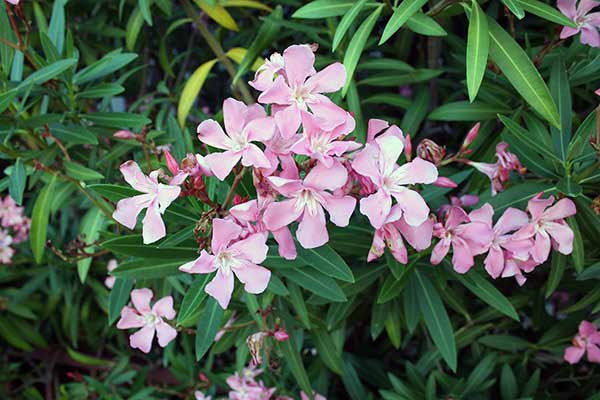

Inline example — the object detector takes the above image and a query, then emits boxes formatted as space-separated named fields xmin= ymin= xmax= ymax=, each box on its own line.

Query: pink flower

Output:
xmin=468 ymin=142 xmax=525 ymax=195
xmin=366 ymin=118 xmax=404 ymax=144
xmin=194 ymin=391 xmax=212 ymax=400
xmin=558 ymin=0 xmax=600 ymax=47
xmin=197 ymin=98 xmax=275 ymax=180
xmin=515 ymin=194 xmax=576 ymax=263
xmin=564 ymin=321 xmax=600 ymax=364
xmin=227 ymin=365 xmax=276 ymax=400
xmin=263 ymin=162 xmax=356 ymax=249
xmin=250 ymin=52 xmax=285 ymax=91
xmin=430 ymin=206 xmax=493 ymax=273
xmin=257 ymin=44 xmax=348 ymax=138
xmin=433 ymin=177 xmax=457 ymax=188
xmin=273 ymin=328 xmax=289 ymax=342
xmin=179 ymin=218 xmax=271 ymax=309
xmin=500 ymin=253 xmax=539 ymax=286
xmin=0 ymin=195 xmax=26 ymax=228
xmin=368 ymin=205 xmax=433 ymax=264
xmin=0 ymin=229 xmax=14 ymax=264
xmin=104 ymin=259 xmax=118 ymax=289
xmin=301 ymin=392 xmax=327 ymax=400
xmin=116 ymin=288 xmax=177 ymax=353
xmin=352 ymin=134 xmax=438 ymax=229
xmin=112 ymin=161 xmax=185 ymax=244
xmin=468 ymin=204 xmax=533 ymax=279
xmin=6 ymin=0 xmax=20 ymax=5
xmin=290 ymin=111 xmax=360 ymax=168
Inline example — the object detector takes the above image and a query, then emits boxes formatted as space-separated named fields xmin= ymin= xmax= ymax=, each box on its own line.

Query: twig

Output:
xmin=222 ymin=167 xmax=247 ymax=210
xmin=0 ymin=35 xmax=20 ymax=50
xmin=43 ymin=124 xmax=71 ymax=161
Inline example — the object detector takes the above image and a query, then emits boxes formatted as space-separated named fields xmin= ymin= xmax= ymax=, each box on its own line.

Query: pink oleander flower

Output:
xmin=230 ymin=197 xmax=297 ymax=260
xmin=194 ymin=391 xmax=212 ymax=400
xmin=558 ymin=0 xmax=600 ymax=47
xmin=263 ymin=162 xmax=356 ymax=249
xmin=116 ymin=288 xmax=177 ymax=353
xmin=564 ymin=321 xmax=600 ymax=364
xmin=438 ymin=195 xmax=480 ymax=218
xmin=0 ymin=195 xmax=26 ymax=228
xmin=250 ymin=51 xmax=285 ymax=91
xmin=104 ymin=259 xmax=118 ymax=289
xmin=301 ymin=392 xmax=327 ymax=400
xmin=197 ymin=98 xmax=275 ymax=180
xmin=112 ymin=161 xmax=186 ymax=244
xmin=0 ymin=229 xmax=14 ymax=264
xmin=430 ymin=206 xmax=493 ymax=273
xmin=368 ymin=204 xmax=433 ymax=264
xmin=227 ymin=365 xmax=276 ymax=400
xmin=514 ymin=194 xmax=576 ymax=264
xmin=500 ymin=252 xmax=539 ymax=286
xmin=12 ymin=217 xmax=30 ymax=244
xmin=179 ymin=218 xmax=271 ymax=309
xmin=468 ymin=204 xmax=533 ymax=279
xmin=468 ymin=142 xmax=526 ymax=195
xmin=273 ymin=328 xmax=289 ymax=342
xmin=352 ymin=134 xmax=438 ymax=229
xmin=366 ymin=118 xmax=405 ymax=144
xmin=291 ymin=110 xmax=360 ymax=168
xmin=257 ymin=44 xmax=348 ymax=138
xmin=433 ymin=177 xmax=457 ymax=188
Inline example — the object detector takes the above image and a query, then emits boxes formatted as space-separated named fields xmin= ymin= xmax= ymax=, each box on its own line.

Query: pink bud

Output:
xmin=462 ymin=122 xmax=480 ymax=149
xmin=113 ymin=130 xmax=136 ymax=139
xmin=164 ymin=150 xmax=180 ymax=175
xmin=404 ymin=134 xmax=412 ymax=161
xmin=233 ymin=194 xmax=248 ymax=206
xmin=595 ymin=88 xmax=600 ymax=96
xmin=273 ymin=329 xmax=289 ymax=342
xmin=433 ymin=177 xmax=457 ymax=188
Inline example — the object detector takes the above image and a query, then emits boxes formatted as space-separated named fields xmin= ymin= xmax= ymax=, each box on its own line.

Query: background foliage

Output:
xmin=1 ymin=0 xmax=600 ymax=398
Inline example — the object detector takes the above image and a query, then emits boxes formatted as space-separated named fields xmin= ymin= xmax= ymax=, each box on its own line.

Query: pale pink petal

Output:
xmin=564 ymin=346 xmax=585 ymax=364
xmin=531 ymin=231 xmax=551 ymax=263
xmin=386 ymin=224 xmax=408 ymax=264
xmin=142 ymin=201 xmax=166 ymax=244
xmin=457 ymin=221 xmax=493 ymax=255
xmin=587 ymin=344 xmax=600 ymax=363
xmin=303 ymin=161 xmax=348 ymax=191
xmin=152 ymin=296 xmax=176 ymax=319
xmin=307 ymin=96 xmax=349 ymax=131
xmin=557 ymin=0 xmax=577 ymax=18
xmin=296 ymin=206 xmax=328 ymax=249
xmin=578 ymin=0 xmax=600 ymax=15
xmin=117 ymin=306 xmax=145 ymax=329
xmin=113 ymin=194 xmax=154 ymax=229
xmin=179 ymin=251 xmax=217 ymax=274
xmin=229 ymin=233 xmax=269 ymax=264
xmin=130 ymin=325 xmax=155 ymax=353
xmin=155 ymin=321 xmax=178 ymax=347
xmin=283 ymin=44 xmax=315 ymax=86
xmin=367 ymin=118 xmax=390 ymax=143
xmin=368 ymin=229 xmax=385 ymax=262
xmin=545 ymin=221 xmax=574 ymax=255
xmin=274 ymin=104 xmax=302 ymax=138
xmin=468 ymin=203 xmax=494 ymax=228
xmin=484 ymin=246 xmax=505 ymax=279
xmin=229 ymin=199 xmax=259 ymax=222
xmin=223 ymin=98 xmax=248 ymax=138
xmin=560 ymin=25 xmax=581 ymax=39
xmin=582 ymin=25 xmax=600 ymax=47
xmin=445 ymin=206 xmax=470 ymax=229
xmin=580 ymin=321 xmax=598 ymax=337
xmin=543 ymin=198 xmax=577 ymax=220
xmin=376 ymin=135 xmax=404 ymax=177
xmin=392 ymin=157 xmax=438 ymax=185
xmin=352 ymin=144 xmax=382 ymax=183
xmin=156 ymin=184 xmax=181 ymax=213
xmin=244 ymin=117 xmax=275 ymax=142
xmin=212 ymin=218 xmax=242 ymax=252
xmin=131 ymin=288 xmax=153 ymax=313
xmin=267 ymin=176 xmax=304 ymax=197
xmin=120 ymin=161 xmax=154 ymax=193
xmin=205 ymin=151 xmax=241 ymax=181
xmin=258 ymin=75 xmax=293 ymax=105
xmin=197 ymin=120 xmax=233 ymax=150
xmin=360 ymin=189 xmax=391 ymax=229
xmin=241 ymin=144 xmax=272 ymax=169
xmin=206 ymin=270 xmax=235 ymax=309
xmin=305 ymin=62 xmax=346 ymax=93
xmin=321 ymin=193 xmax=356 ymax=227
xmin=527 ymin=195 xmax=554 ymax=220
xmin=430 ymin=238 xmax=451 ymax=265
xmin=392 ymin=188 xmax=430 ymax=227
xmin=234 ymin=262 xmax=271 ymax=294
xmin=263 ymin=199 xmax=303 ymax=231
xmin=272 ymin=227 xmax=297 ymax=260
xmin=451 ymin=237 xmax=475 ymax=273
xmin=495 ymin=207 xmax=529 ymax=235
xmin=246 ymin=103 xmax=268 ymax=121
xmin=397 ymin=217 xmax=433 ymax=251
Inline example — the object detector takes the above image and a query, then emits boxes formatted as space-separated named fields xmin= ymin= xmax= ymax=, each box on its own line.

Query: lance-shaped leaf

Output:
xmin=466 ymin=0 xmax=488 ymax=102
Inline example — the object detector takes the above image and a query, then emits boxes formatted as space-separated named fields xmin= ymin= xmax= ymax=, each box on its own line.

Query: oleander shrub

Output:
xmin=1 ymin=0 xmax=600 ymax=399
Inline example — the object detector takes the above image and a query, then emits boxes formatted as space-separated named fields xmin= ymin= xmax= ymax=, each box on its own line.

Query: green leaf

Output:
xmin=341 ymin=356 xmax=369 ymax=400
xmin=401 ymin=88 xmax=430 ymax=134
xmin=278 ymin=333 xmax=313 ymax=396
xmin=177 ymin=275 xmax=211 ymax=326
xmin=126 ymin=6 xmax=144 ymax=51
xmin=77 ymin=83 xmax=125 ymax=98
xmin=195 ymin=298 xmax=224 ymax=360
xmin=516 ymin=0 xmax=576 ymax=27
xmin=550 ymin=57 xmax=571 ymax=160
xmin=333 ymin=0 xmax=369 ymax=51
xmin=48 ymin=123 xmax=98 ymax=145
xmin=312 ymin=327 xmax=343 ymax=374
xmin=101 ymin=235 xmax=198 ymax=259
xmin=48 ymin=0 xmax=65 ymax=53
xmin=82 ymin=112 xmax=151 ymax=129
xmin=112 ymin=258 xmax=188 ymax=279
xmin=30 ymin=176 xmax=56 ymax=264
xmin=287 ymin=282 xmax=311 ymax=328
xmin=545 ymin=252 xmax=566 ymax=299
xmin=77 ymin=208 xmax=105 ymax=282
xmin=139 ymin=0 xmax=153 ymax=25
xmin=358 ymin=58 xmax=414 ymax=72
xmin=0 ymin=88 xmax=17 ymax=114
xmin=501 ymin=0 xmax=525 ymax=19
xmin=500 ymin=364 xmax=518 ymax=400
xmin=297 ymin=244 xmax=354 ymax=282
xmin=413 ymin=269 xmax=457 ymax=372
xmin=479 ymin=334 xmax=530 ymax=352
xmin=293 ymin=0 xmax=374 ymax=18
xmin=481 ymin=182 xmax=555 ymax=214
xmin=406 ymin=12 xmax=447 ymax=37
xmin=74 ymin=52 xmax=137 ymax=85
xmin=466 ymin=0 xmax=489 ymax=102
xmin=498 ymin=115 xmax=561 ymax=162
xmin=108 ymin=278 xmax=134 ymax=325
xmin=577 ymin=261 xmax=600 ymax=281
xmin=67 ymin=348 xmax=113 ymax=367
xmin=568 ymin=217 xmax=584 ymax=273
xmin=178 ymin=58 xmax=219 ymax=127
xmin=487 ymin=18 xmax=560 ymax=128
xmin=17 ymin=58 xmax=77 ymax=93
xmin=342 ymin=5 xmax=383 ymax=96
xmin=8 ymin=158 xmax=26 ymax=205
xmin=279 ymin=268 xmax=347 ymax=302
xmin=377 ymin=260 xmax=415 ymax=304
xmin=362 ymin=93 xmax=411 ymax=109
xmin=358 ymin=69 xmax=442 ymax=86
xmin=429 ymin=101 xmax=507 ymax=121
xmin=453 ymin=267 xmax=519 ymax=320
xmin=64 ymin=161 xmax=105 ymax=181
xmin=0 ymin=1 xmax=16 ymax=74
xmin=380 ymin=0 xmax=428 ymax=44
xmin=463 ymin=354 xmax=497 ymax=395
xmin=0 ymin=316 xmax=32 ymax=351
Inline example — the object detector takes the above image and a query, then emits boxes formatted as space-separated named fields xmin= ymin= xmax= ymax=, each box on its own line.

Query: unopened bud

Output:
xmin=113 ymin=130 xmax=136 ymax=139
xmin=273 ymin=329 xmax=289 ymax=342
xmin=433 ymin=177 xmax=457 ymax=188
xmin=462 ymin=122 xmax=480 ymax=149
xmin=417 ymin=139 xmax=446 ymax=166
xmin=233 ymin=194 xmax=248 ymax=206
xmin=164 ymin=150 xmax=180 ymax=175
xmin=404 ymin=134 xmax=412 ymax=161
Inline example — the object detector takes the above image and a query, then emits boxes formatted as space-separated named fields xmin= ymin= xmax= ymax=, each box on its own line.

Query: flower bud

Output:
xmin=462 ymin=122 xmax=480 ymax=149
xmin=273 ymin=329 xmax=289 ymax=342
xmin=164 ymin=150 xmax=180 ymax=175
xmin=417 ymin=139 xmax=446 ymax=166
xmin=113 ymin=130 xmax=136 ymax=139
xmin=433 ymin=177 xmax=457 ymax=188
xmin=404 ymin=134 xmax=413 ymax=161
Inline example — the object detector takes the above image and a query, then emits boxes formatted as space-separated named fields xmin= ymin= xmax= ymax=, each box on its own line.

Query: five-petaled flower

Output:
xmin=558 ymin=0 xmax=600 ymax=47
xmin=564 ymin=320 xmax=600 ymax=364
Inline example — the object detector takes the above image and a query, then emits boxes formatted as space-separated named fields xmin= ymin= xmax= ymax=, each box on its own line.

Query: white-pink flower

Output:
xmin=263 ymin=162 xmax=356 ymax=249
xmin=0 ymin=229 xmax=14 ymax=264
xmin=249 ymin=52 xmax=285 ymax=91
xmin=352 ymin=134 xmax=438 ymax=229
xmin=116 ymin=288 xmax=177 ymax=353
xmin=112 ymin=161 xmax=186 ymax=244
xmin=179 ymin=218 xmax=271 ymax=309
xmin=197 ymin=98 xmax=275 ymax=180
xmin=564 ymin=320 xmax=600 ymax=364
xmin=558 ymin=0 xmax=600 ymax=47
xmin=257 ymin=44 xmax=348 ymax=138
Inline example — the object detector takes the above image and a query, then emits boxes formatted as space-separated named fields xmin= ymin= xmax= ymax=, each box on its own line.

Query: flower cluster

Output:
xmin=0 ymin=195 xmax=31 ymax=264
xmin=111 ymin=44 xmax=577 ymax=311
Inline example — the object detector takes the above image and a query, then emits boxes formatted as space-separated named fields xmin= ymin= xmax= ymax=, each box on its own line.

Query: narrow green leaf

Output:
xmin=464 ymin=354 xmax=497 ymax=395
xmin=466 ymin=0 xmax=489 ymax=102
xmin=545 ymin=252 xmax=566 ymax=299
xmin=139 ymin=0 xmax=153 ymax=25
xmin=126 ymin=6 xmax=144 ymax=51
xmin=333 ymin=0 xmax=369 ymax=51
xmin=30 ymin=176 xmax=56 ymax=264
xmin=501 ymin=0 xmax=525 ymax=19
xmin=279 ymin=268 xmax=347 ymax=302
xmin=550 ymin=57 xmax=571 ymax=160
xmin=278 ymin=334 xmax=313 ymax=396
xmin=401 ymin=88 xmax=430 ymax=134
xmin=8 ymin=158 xmax=26 ymax=205
xmin=297 ymin=244 xmax=354 ymax=282
xmin=406 ymin=12 xmax=447 ymax=37
xmin=362 ymin=93 xmax=411 ymax=109
xmin=342 ymin=5 xmax=383 ymax=96
xmin=413 ymin=269 xmax=457 ymax=372
xmin=516 ymin=0 xmax=576 ymax=27
xmin=429 ymin=101 xmax=506 ymax=121
xmin=487 ymin=18 xmax=560 ymax=128
xmin=498 ymin=115 xmax=561 ymax=162
xmin=500 ymin=364 xmax=518 ymax=400
xmin=48 ymin=0 xmax=65 ymax=53
xmin=377 ymin=262 xmax=415 ymax=304
xmin=568 ymin=217 xmax=584 ymax=273
xmin=178 ymin=275 xmax=211 ymax=326
xmin=312 ymin=327 xmax=343 ymax=374
xmin=67 ymin=348 xmax=114 ymax=367
xmin=64 ymin=161 xmax=105 ymax=181
xmin=0 ymin=1 xmax=16 ymax=74
xmin=108 ymin=277 xmax=134 ymax=325
xmin=112 ymin=258 xmax=188 ymax=279
xmin=293 ymin=0 xmax=375 ymax=18
xmin=82 ymin=112 xmax=151 ymax=129
xmin=577 ymin=261 xmax=600 ymax=281
xmin=287 ymin=282 xmax=311 ymax=328
xmin=379 ymin=0 xmax=428 ymax=44
xmin=482 ymin=182 xmax=555 ymax=214
xmin=48 ymin=123 xmax=98 ymax=145
xmin=195 ymin=298 xmax=224 ymax=360
xmin=77 ymin=208 xmax=105 ymax=282
xmin=17 ymin=58 xmax=77 ymax=93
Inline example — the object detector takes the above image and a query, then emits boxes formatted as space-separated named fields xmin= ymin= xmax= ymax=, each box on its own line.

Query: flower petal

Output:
xmin=229 ymin=233 xmax=269 ymax=264
xmin=212 ymin=218 xmax=242 ymax=252
xmin=263 ymin=199 xmax=303 ymax=231
xmin=234 ymin=262 xmax=271 ymax=294
xmin=152 ymin=296 xmax=176 ymax=319
xmin=205 ymin=270 xmax=235 ymax=309
xmin=130 ymin=325 xmax=155 ymax=353
xmin=142 ymin=201 xmax=166 ymax=244
xmin=116 ymin=306 xmax=144 ymax=329
xmin=296 ymin=206 xmax=328 ymax=249
xmin=155 ymin=321 xmax=178 ymax=348
xmin=131 ymin=288 xmax=153 ymax=313
xmin=197 ymin=120 xmax=233 ymax=150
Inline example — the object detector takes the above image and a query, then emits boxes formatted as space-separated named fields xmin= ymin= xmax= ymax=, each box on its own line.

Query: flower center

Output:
xmin=144 ymin=312 xmax=159 ymax=326
xmin=294 ymin=189 xmax=320 ymax=216
xmin=216 ymin=250 xmax=237 ymax=275
xmin=311 ymin=135 xmax=330 ymax=155
xmin=291 ymin=85 xmax=310 ymax=107
xmin=231 ymin=137 xmax=248 ymax=151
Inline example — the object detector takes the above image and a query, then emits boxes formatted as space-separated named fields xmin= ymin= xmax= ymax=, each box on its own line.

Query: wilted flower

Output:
xmin=416 ymin=139 xmax=446 ymax=166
